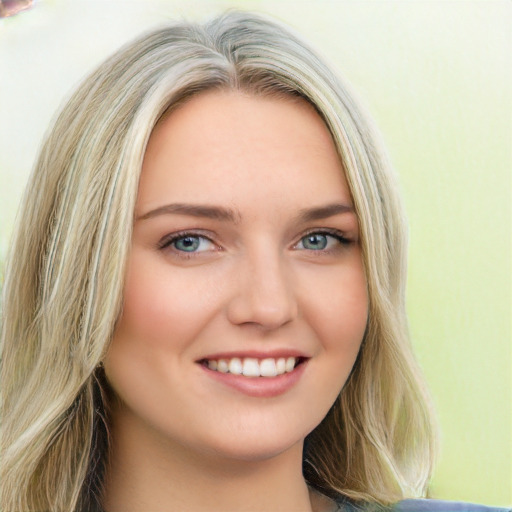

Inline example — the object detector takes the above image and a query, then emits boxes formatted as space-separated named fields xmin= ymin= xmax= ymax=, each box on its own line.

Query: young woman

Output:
xmin=0 ymin=10 xmax=508 ymax=512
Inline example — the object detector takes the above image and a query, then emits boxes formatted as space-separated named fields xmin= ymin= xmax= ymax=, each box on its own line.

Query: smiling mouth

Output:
xmin=198 ymin=356 xmax=308 ymax=378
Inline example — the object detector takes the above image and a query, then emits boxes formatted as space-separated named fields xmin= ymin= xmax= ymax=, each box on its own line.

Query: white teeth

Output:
xmin=260 ymin=358 xmax=277 ymax=377
xmin=228 ymin=357 xmax=243 ymax=375
xmin=285 ymin=357 xmax=296 ymax=373
xmin=206 ymin=356 xmax=299 ymax=377
xmin=217 ymin=359 xmax=229 ymax=373
xmin=242 ymin=358 xmax=260 ymax=377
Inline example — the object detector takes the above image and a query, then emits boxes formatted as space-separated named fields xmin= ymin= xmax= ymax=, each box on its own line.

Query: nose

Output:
xmin=226 ymin=249 xmax=298 ymax=331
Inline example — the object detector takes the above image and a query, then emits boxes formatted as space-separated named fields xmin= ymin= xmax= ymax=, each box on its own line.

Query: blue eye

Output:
xmin=301 ymin=233 xmax=329 ymax=250
xmin=160 ymin=233 xmax=215 ymax=254
xmin=296 ymin=231 xmax=348 ymax=251
xmin=173 ymin=236 xmax=202 ymax=252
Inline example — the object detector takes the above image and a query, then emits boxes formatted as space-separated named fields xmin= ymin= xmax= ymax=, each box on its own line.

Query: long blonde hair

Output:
xmin=1 ymin=11 xmax=437 ymax=512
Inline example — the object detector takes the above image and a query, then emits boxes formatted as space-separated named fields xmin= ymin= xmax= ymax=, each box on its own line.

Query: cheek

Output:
xmin=298 ymin=260 xmax=368 ymax=410
xmin=294 ymin=262 xmax=368 ymax=431
xmin=113 ymin=250 xmax=218 ymax=349
xmin=104 ymin=250 xmax=217 ymax=422
xmin=301 ymin=261 xmax=368 ymax=355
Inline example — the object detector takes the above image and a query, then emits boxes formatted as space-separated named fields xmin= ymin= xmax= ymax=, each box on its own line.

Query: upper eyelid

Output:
xmin=300 ymin=227 xmax=345 ymax=236
xmin=295 ymin=227 xmax=349 ymax=242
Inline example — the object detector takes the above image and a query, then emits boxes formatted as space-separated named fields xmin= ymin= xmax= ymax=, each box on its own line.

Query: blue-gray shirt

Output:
xmin=336 ymin=497 xmax=511 ymax=512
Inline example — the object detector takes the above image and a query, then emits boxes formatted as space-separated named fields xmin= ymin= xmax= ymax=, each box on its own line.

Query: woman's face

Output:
xmin=105 ymin=91 xmax=368 ymax=462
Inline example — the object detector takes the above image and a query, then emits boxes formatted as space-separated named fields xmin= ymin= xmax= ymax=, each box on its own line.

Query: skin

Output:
xmin=103 ymin=91 xmax=368 ymax=512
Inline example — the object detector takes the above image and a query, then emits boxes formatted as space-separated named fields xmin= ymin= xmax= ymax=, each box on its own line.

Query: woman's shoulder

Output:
xmin=336 ymin=497 xmax=511 ymax=512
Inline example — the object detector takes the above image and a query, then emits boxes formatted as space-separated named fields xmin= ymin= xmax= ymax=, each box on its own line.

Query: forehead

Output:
xmin=137 ymin=90 xmax=352 ymax=216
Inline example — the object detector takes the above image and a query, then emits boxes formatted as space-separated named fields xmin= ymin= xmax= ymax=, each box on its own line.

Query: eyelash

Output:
xmin=157 ymin=228 xmax=352 ymax=258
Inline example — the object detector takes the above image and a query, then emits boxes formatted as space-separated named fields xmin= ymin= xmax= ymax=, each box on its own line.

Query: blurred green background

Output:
xmin=0 ymin=0 xmax=510 ymax=506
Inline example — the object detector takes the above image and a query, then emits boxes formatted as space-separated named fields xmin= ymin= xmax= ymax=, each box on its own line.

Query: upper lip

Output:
xmin=197 ymin=349 xmax=310 ymax=362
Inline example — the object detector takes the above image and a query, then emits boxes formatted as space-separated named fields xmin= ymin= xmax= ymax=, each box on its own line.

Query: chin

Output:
xmin=190 ymin=417 xmax=317 ymax=464
xmin=205 ymin=435 xmax=305 ymax=464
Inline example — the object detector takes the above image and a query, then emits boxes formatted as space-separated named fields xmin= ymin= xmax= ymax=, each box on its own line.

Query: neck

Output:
xmin=102 ymin=409 xmax=334 ymax=512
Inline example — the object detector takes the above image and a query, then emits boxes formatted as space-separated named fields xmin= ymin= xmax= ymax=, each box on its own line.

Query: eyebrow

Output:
xmin=296 ymin=203 xmax=355 ymax=222
xmin=136 ymin=203 xmax=240 ymax=223
xmin=136 ymin=202 xmax=354 ymax=223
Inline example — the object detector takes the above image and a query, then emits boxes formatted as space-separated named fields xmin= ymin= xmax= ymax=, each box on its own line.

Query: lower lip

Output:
xmin=198 ymin=361 xmax=308 ymax=398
